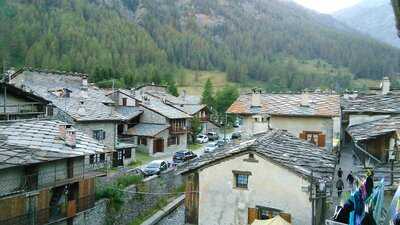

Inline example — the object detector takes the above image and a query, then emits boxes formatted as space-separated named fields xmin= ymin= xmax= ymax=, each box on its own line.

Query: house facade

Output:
xmin=108 ymin=89 xmax=192 ymax=155
xmin=183 ymin=130 xmax=336 ymax=225
xmin=0 ymin=120 xmax=106 ymax=225
xmin=227 ymin=90 xmax=341 ymax=151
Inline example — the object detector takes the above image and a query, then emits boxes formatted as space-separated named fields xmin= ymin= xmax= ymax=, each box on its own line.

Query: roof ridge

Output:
xmin=11 ymin=67 xmax=88 ymax=80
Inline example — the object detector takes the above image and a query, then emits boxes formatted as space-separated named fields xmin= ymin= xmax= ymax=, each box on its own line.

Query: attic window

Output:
xmin=249 ymin=153 xmax=254 ymax=159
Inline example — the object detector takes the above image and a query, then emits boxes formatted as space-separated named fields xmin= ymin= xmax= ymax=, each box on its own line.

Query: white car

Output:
xmin=204 ymin=142 xmax=218 ymax=153
xmin=197 ymin=134 xmax=209 ymax=143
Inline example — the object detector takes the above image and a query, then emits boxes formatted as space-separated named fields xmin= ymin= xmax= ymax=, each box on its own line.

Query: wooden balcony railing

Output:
xmin=0 ymin=103 xmax=46 ymax=114
xmin=170 ymin=126 xmax=187 ymax=134
xmin=199 ymin=116 xmax=209 ymax=122
xmin=0 ymin=195 xmax=96 ymax=225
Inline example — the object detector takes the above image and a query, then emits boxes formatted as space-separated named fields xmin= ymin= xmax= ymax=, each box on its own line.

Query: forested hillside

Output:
xmin=1 ymin=0 xmax=400 ymax=91
xmin=334 ymin=0 xmax=400 ymax=48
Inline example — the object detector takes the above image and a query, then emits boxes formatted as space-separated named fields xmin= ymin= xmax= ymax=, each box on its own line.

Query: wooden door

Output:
xmin=112 ymin=150 xmax=124 ymax=167
xmin=248 ymin=208 xmax=258 ymax=224
xmin=153 ymin=138 xmax=164 ymax=153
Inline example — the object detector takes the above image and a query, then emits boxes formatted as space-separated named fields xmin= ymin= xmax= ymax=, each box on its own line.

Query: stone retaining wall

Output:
xmin=74 ymin=199 xmax=109 ymax=225
xmin=108 ymin=169 xmax=183 ymax=225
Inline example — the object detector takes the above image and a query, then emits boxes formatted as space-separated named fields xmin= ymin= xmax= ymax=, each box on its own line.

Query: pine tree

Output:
xmin=201 ymin=78 xmax=214 ymax=108
xmin=167 ymin=82 xmax=179 ymax=97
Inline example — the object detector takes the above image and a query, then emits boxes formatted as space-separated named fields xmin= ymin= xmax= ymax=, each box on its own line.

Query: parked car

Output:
xmin=231 ymin=132 xmax=242 ymax=140
xmin=141 ymin=160 xmax=169 ymax=177
xmin=216 ymin=140 xmax=225 ymax=148
xmin=204 ymin=142 xmax=218 ymax=153
xmin=197 ymin=134 xmax=209 ymax=143
xmin=221 ymin=137 xmax=231 ymax=143
xmin=173 ymin=150 xmax=197 ymax=163
xmin=207 ymin=132 xmax=219 ymax=141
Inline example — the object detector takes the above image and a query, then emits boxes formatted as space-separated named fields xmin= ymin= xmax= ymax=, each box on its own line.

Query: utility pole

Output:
xmin=3 ymin=59 xmax=7 ymax=119
xmin=223 ymin=113 xmax=226 ymax=143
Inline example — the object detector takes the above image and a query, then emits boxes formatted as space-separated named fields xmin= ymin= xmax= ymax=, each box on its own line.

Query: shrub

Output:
xmin=116 ymin=174 xmax=143 ymax=189
xmin=96 ymin=185 xmax=124 ymax=211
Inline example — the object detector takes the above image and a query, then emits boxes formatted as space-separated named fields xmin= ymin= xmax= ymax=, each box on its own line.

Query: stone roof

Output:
xmin=127 ymin=123 xmax=170 ymax=137
xmin=227 ymin=93 xmax=340 ymax=117
xmin=52 ymin=98 xmax=125 ymax=122
xmin=140 ymin=100 xmax=192 ymax=119
xmin=183 ymin=130 xmax=336 ymax=180
xmin=10 ymin=68 xmax=114 ymax=104
xmin=170 ymin=104 xmax=206 ymax=116
xmin=0 ymin=120 xmax=105 ymax=169
xmin=342 ymin=94 xmax=400 ymax=113
xmin=347 ymin=116 xmax=400 ymax=141
xmin=116 ymin=106 xmax=143 ymax=120
xmin=9 ymin=68 xmax=125 ymax=122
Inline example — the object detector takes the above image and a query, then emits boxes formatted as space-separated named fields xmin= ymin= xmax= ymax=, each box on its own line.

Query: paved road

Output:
xmin=156 ymin=204 xmax=185 ymax=225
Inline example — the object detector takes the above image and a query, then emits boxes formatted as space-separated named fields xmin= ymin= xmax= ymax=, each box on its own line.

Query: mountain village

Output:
xmin=0 ymin=67 xmax=399 ymax=225
xmin=2 ymin=1 xmax=400 ymax=225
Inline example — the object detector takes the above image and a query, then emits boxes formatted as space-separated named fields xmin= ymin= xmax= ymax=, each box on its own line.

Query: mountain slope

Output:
xmin=1 ymin=0 xmax=400 ymax=90
xmin=334 ymin=0 xmax=400 ymax=48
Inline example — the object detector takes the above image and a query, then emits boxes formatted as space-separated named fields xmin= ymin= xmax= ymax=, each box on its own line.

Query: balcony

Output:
xmin=170 ymin=126 xmax=187 ymax=134
xmin=0 ymin=195 xmax=95 ymax=225
xmin=199 ymin=116 xmax=209 ymax=122
xmin=0 ymin=103 xmax=46 ymax=115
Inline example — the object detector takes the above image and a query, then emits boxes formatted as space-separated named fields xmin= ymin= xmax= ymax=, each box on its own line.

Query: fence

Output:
xmin=0 ymin=195 xmax=95 ymax=225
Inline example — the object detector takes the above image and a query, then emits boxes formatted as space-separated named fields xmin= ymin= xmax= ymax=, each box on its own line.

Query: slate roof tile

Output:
xmin=183 ymin=130 xmax=336 ymax=180
xmin=227 ymin=93 xmax=340 ymax=117
xmin=346 ymin=116 xmax=400 ymax=141
xmin=0 ymin=120 xmax=105 ymax=168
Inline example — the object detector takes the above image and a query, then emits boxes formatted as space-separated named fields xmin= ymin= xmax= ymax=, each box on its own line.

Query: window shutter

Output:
xmin=102 ymin=130 xmax=106 ymax=140
xmin=248 ymin=208 xmax=258 ymax=224
xmin=318 ymin=134 xmax=326 ymax=147
xmin=299 ymin=131 xmax=306 ymax=140
xmin=279 ymin=213 xmax=291 ymax=223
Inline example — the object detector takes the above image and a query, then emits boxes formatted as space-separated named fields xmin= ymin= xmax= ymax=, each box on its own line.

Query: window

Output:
xmin=233 ymin=171 xmax=251 ymax=189
xmin=168 ymin=136 xmax=180 ymax=146
xmin=124 ymin=148 xmax=132 ymax=159
xmin=90 ymin=153 xmax=105 ymax=164
xmin=89 ymin=155 xmax=94 ymax=164
xmin=299 ymin=131 xmax=326 ymax=147
xmin=122 ymin=98 xmax=127 ymax=106
xmin=99 ymin=153 xmax=105 ymax=162
xmin=138 ymin=137 xmax=147 ymax=146
xmin=93 ymin=130 xmax=106 ymax=140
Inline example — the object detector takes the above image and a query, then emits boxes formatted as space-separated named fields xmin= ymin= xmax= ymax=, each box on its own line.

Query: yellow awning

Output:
xmin=251 ymin=216 xmax=291 ymax=225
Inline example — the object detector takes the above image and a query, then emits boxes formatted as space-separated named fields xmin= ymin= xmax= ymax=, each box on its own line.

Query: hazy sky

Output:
xmin=293 ymin=0 xmax=362 ymax=14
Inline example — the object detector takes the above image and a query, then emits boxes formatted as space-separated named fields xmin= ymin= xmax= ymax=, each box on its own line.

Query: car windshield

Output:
xmin=147 ymin=162 xmax=160 ymax=168
xmin=207 ymin=144 xmax=215 ymax=147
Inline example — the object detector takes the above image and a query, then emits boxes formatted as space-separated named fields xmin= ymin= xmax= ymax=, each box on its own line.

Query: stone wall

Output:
xmin=73 ymin=199 xmax=109 ymax=225
xmin=112 ymin=170 xmax=183 ymax=225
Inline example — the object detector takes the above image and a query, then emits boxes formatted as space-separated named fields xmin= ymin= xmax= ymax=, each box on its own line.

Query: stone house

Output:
xmin=8 ymin=68 xmax=135 ymax=167
xmin=227 ymin=90 xmax=341 ymax=151
xmin=0 ymin=120 xmax=106 ymax=225
xmin=0 ymin=82 xmax=51 ymax=120
xmin=346 ymin=116 xmax=400 ymax=166
xmin=107 ymin=89 xmax=193 ymax=155
xmin=182 ymin=130 xmax=336 ymax=225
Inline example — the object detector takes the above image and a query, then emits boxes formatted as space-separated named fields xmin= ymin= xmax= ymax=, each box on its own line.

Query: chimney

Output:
xmin=181 ymin=90 xmax=187 ymax=100
xmin=251 ymin=88 xmax=261 ymax=108
xmin=65 ymin=128 xmax=77 ymax=148
xmin=81 ymin=75 xmax=88 ymax=91
xmin=300 ymin=92 xmax=310 ymax=107
xmin=77 ymin=100 xmax=87 ymax=116
xmin=381 ymin=77 xmax=391 ymax=95
xmin=59 ymin=124 xmax=72 ymax=140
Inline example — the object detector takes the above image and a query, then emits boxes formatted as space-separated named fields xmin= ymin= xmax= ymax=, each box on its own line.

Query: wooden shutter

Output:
xmin=299 ymin=131 xmax=306 ymax=140
xmin=318 ymin=134 xmax=326 ymax=147
xmin=279 ymin=213 xmax=291 ymax=223
xmin=248 ymin=208 xmax=258 ymax=224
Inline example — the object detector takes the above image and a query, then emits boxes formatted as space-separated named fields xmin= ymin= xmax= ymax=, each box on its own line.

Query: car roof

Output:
xmin=149 ymin=160 xmax=165 ymax=164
